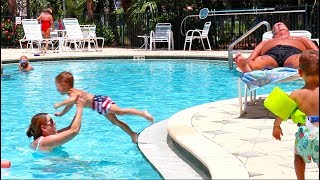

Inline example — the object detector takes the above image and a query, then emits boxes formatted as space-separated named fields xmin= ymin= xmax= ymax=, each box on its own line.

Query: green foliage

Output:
xmin=29 ymin=0 xmax=51 ymax=17
xmin=127 ymin=0 xmax=157 ymax=13
xmin=1 ymin=18 xmax=24 ymax=47
xmin=1 ymin=0 xmax=8 ymax=15
xmin=96 ymin=25 xmax=115 ymax=46
xmin=65 ymin=0 xmax=86 ymax=17
xmin=114 ymin=8 xmax=124 ymax=14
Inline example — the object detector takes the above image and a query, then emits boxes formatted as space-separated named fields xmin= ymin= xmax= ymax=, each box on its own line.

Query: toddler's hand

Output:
xmin=272 ymin=126 xmax=283 ymax=140
xmin=54 ymin=103 xmax=59 ymax=109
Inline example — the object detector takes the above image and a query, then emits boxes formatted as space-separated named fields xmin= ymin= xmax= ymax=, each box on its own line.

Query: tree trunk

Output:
xmin=87 ymin=0 xmax=94 ymax=19
xmin=8 ymin=0 xmax=17 ymax=16
xmin=26 ymin=0 xmax=30 ymax=17
xmin=121 ymin=0 xmax=132 ymax=12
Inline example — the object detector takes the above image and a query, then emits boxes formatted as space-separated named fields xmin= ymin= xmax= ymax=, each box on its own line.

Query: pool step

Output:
xmin=133 ymin=55 xmax=145 ymax=59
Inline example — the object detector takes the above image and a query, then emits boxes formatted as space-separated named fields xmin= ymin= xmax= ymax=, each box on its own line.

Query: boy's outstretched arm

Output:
xmin=55 ymin=104 xmax=74 ymax=117
xmin=54 ymin=96 xmax=77 ymax=109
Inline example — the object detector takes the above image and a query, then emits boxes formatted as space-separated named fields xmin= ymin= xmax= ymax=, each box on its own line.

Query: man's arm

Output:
xmin=18 ymin=64 xmax=23 ymax=71
xmin=245 ymin=40 xmax=269 ymax=62
xmin=299 ymin=37 xmax=319 ymax=51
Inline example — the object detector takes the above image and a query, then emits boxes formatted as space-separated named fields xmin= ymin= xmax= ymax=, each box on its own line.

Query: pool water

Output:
xmin=1 ymin=59 xmax=303 ymax=179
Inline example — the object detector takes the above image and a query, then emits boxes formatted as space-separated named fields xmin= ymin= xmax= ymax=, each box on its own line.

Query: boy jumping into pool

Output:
xmin=53 ymin=71 xmax=154 ymax=143
xmin=272 ymin=50 xmax=319 ymax=179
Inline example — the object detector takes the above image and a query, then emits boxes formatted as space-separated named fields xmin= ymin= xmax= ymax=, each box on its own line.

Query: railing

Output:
xmin=227 ymin=21 xmax=271 ymax=69
xmin=1 ymin=5 xmax=318 ymax=50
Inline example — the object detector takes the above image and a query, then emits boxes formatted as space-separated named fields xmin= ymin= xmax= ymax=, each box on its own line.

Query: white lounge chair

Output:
xmin=63 ymin=18 xmax=86 ymax=51
xmin=238 ymin=30 xmax=314 ymax=115
xmin=149 ymin=23 xmax=174 ymax=50
xmin=19 ymin=19 xmax=58 ymax=52
xmin=184 ymin=21 xmax=212 ymax=51
xmin=80 ymin=25 xmax=105 ymax=52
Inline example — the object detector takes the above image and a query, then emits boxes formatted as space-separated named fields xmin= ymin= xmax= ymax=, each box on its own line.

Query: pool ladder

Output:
xmin=133 ymin=55 xmax=146 ymax=59
xmin=227 ymin=21 xmax=271 ymax=69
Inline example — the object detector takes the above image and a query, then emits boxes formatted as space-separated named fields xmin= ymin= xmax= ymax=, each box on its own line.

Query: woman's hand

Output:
xmin=54 ymin=112 xmax=62 ymax=116
xmin=76 ymin=93 xmax=87 ymax=108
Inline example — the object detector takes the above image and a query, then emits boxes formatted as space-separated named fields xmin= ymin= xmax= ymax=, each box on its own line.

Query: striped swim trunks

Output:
xmin=92 ymin=95 xmax=115 ymax=115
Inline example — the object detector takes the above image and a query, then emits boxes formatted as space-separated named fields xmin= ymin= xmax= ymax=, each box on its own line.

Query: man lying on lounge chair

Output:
xmin=234 ymin=22 xmax=319 ymax=72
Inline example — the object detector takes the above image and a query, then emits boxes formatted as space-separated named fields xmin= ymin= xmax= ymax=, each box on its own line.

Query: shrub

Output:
xmin=96 ymin=25 xmax=115 ymax=46
xmin=1 ymin=18 xmax=24 ymax=47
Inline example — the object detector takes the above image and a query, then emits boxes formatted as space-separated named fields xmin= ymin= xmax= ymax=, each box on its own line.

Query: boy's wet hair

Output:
xmin=55 ymin=71 xmax=74 ymax=87
xmin=299 ymin=50 xmax=319 ymax=76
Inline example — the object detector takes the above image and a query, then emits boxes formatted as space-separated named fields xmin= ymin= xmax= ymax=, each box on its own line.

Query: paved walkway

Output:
xmin=165 ymin=97 xmax=319 ymax=179
xmin=0 ymin=48 xmax=228 ymax=63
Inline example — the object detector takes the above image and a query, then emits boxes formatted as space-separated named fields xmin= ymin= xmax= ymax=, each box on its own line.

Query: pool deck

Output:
xmin=1 ymin=48 xmax=227 ymax=63
xmin=1 ymin=48 xmax=319 ymax=179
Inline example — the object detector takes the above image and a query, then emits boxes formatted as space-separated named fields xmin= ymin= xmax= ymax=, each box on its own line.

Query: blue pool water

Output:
xmin=1 ymin=59 xmax=303 ymax=179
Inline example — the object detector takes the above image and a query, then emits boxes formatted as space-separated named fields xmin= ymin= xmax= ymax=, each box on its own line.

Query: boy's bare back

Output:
xmin=69 ymin=88 xmax=95 ymax=109
xmin=290 ymin=87 xmax=319 ymax=116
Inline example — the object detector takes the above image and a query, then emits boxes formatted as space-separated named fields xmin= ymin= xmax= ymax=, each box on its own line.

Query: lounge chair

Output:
xmin=19 ymin=19 xmax=58 ymax=52
xmin=237 ymin=29 xmax=316 ymax=115
xmin=80 ymin=25 xmax=104 ymax=52
xmin=62 ymin=18 xmax=86 ymax=51
xmin=238 ymin=67 xmax=301 ymax=115
xmin=263 ymin=30 xmax=319 ymax=45
xmin=149 ymin=23 xmax=174 ymax=50
xmin=183 ymin=21 xmax=212 ymax=51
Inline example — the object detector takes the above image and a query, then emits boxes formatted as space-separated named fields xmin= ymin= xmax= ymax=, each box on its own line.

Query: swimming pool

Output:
xmin=1 ymin=59 xmax=303 ymax=179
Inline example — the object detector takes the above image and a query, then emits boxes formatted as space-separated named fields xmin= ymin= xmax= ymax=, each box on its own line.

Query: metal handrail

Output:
xmin=180 ymin=10 xmax=305 ymax=36
xmin=227 ymin=21 xmax=271 ymax=69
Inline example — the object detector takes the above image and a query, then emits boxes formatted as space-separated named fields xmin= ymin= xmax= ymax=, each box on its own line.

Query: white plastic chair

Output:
xmin=80 ymin=25 xmax=105 ymax=52
xmin=184 ymin=21 xmax=212 ymax=51
xmin=149 ymin=23 xmax=174 ymax=50
xmin=62 ymin=18 xmax=86 ymax=51
xmin=19 ymin=19 xmax=57 ymax=52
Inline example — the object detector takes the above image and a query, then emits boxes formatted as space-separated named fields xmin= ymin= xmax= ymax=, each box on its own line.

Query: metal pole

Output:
xmin=63 ymin=0 xmax=66 ymax=18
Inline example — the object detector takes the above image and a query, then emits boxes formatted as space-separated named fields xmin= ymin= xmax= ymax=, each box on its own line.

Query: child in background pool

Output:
xmin=18 ymin=55 xmax=34 ymax=72
xmin=272 ymin=50 xmax=319 ymax=179
xmin=53 ymin=71 xmax=154 ymax=143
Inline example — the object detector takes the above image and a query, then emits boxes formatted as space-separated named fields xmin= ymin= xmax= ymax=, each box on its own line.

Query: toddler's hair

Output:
xmin=299 ymin=50 xmax=319 ymax=76
xmin=55 ymin=71 xmax=74 ymax=87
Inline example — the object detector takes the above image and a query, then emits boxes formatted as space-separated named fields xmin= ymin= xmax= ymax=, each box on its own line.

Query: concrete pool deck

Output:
xmin=1 ymin=48 xmax=227 ymax=62
xmin=1 ymin=48 xmax=319 ymax=179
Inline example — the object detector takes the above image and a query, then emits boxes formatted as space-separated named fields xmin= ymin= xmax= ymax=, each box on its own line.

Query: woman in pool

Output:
xmin=18 ymin=55 xmax=34 ymax=72
xmin=26 ymin=93 xmax=86 ymax=152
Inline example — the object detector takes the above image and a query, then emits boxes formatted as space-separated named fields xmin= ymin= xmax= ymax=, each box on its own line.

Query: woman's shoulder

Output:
xmin=30 ymin=136 xmax=44 ymax=150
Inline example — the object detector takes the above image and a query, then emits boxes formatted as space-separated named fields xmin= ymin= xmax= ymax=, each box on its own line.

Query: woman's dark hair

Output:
xmin=26 ymin=113 xmax=48 ymax=140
